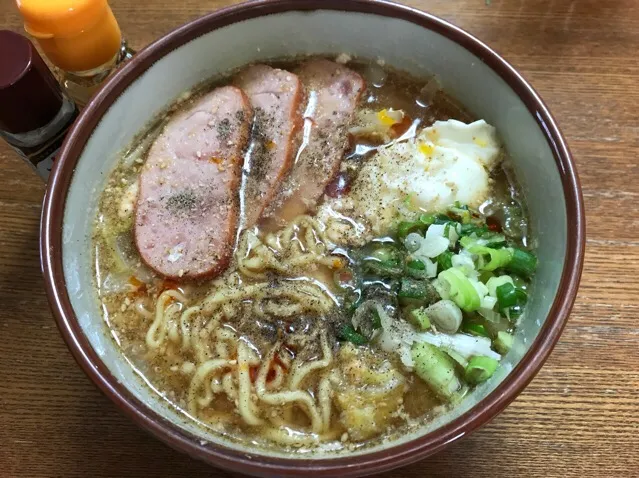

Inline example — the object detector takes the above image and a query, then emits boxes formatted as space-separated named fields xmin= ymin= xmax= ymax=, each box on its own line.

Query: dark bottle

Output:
xmin=0 ymin=30 xmax=79 ymax=179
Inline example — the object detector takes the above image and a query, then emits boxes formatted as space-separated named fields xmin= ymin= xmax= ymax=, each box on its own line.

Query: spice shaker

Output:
xmin=15 ymin=0 xmax=134 ymax=107
xmin=0 ymin=30 xmax=79 ymax=180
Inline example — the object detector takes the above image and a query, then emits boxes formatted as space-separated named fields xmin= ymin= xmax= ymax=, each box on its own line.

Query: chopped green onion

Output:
xmin=449 ymin=204 xmax=471 ymax=224
xmin=459 ymin=233 xmax=506 ymax=249
xmin=419 ymin=214 xmax=436 ymax=225
xmin=459 ymin=236 xmax=473 ymax=249
xmin=478 ymin=305 xmax=502 ymax=323
xmin=466 ymin=244 xmax=513 ymax=271
xmin=438 ymin=268 xmax=481 ymax=312
xmin=460 ymin=223 xmax=489 ymax=237
xmin=495 ymin=281 xmax=527 ymax=318
xmin=436 ymin=251 xmax=453 ymax=271
xmin=344 ymin=290 xmax=362 ymax=316
xmin=493 ymin=331 xmax=514 ymax=355
xmin=424 ymin=300 xmax=463 ymax=334
xmin=483 ymin=234 xmax=507 ymax=249
xmin=362 ymin=245 xmax=404 ymax=278
xmin=370 ymin=246 xmax=398 ymax=263
xmin=479 ymin=270 xmax=494 ymax=283
xmin=408 ymin=307 xmax=431 ymax=330
xmin=407 ymin=259 xmax=426 ymax=270
xmin=371 ymin=308 xmax=382 ymax=329
xmin=462 ymin=322 xmax=490 ymax=337
xmin=444 ymin=348 xmax=468 ymax=368
xmin=399 ymin=277 xmax=439 ymax=306
xmin=362 ymin=261 xmax=404 ymax=278
xmin=406 ymin=259 xmax=430 ymax=279
xmin=397 ymin=221 xmax=425 ymax=240
xmin=432 ymin=213 xmax=455 ymax=225
xmin=411 ymin=342 xmax=464 ymax=400
xmin=506 ymin=248 xmax=538 ymax=278
xmin=464 ymin=355 xmax=499 ymax=384
xmin=398 ymin=277 xmax=429 ymax=301
xmin=406 ymin=268 xmax=430 ymax=280
xmin=515 ymin=287 xmax=528 ymax=303
xmin=496 ymin=282 xmax=518 ymax=310
xmin=404 ymin=233 xmax=423 ymax=253
xmin=486 ymin=275 xmax=514 ymax=297
xmin=350 ymin=300 xmax=385 ymax=339
xmin=337 ymin=324 xmax=368 ymax=345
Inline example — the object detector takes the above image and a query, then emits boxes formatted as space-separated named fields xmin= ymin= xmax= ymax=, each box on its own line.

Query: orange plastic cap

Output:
xmin=16 ymin=0 xmax=122 ymax=72
xmin=17 ymin=0 xmax=110 ymax=38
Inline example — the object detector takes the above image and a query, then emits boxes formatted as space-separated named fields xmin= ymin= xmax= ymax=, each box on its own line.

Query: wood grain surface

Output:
xmin=1 ymin=0 xmax=637 ymax=476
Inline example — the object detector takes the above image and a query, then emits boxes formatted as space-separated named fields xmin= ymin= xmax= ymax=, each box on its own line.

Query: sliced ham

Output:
xmin=135 ymin=86 xmax=252 ymax=279
xmin=263 ymin=59 xmax=365 ymax=223
xmin=234 ymin=64 xmax=302 ymax=228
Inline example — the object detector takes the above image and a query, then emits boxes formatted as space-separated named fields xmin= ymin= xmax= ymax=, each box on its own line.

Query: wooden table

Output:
xmin=1 ymin=1 xmax=637 ymax=476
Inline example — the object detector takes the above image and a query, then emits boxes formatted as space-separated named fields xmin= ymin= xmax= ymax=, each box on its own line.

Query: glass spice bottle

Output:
xmin=0 ymin=30 xmax=79 ymax=180
xmin=16 ymin=0 xmax=134 ymax=108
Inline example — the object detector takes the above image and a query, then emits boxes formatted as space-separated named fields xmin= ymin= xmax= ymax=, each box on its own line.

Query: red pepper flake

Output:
xmin=249 ymin=365 xmax=259 ymax=383
xmin=336 ymin=270 xmax=354 ymax=286
xmin=325 ymin=171 xmax=352 ymax=198
xmin=273 ymin=353 xmax=289 ymax=372
xmin=487 ymin=216 xmax=502 ymax=232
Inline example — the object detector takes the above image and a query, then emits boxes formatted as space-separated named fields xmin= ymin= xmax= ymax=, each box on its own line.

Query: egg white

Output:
xmin=320 ymin=119 xmax=502 ymax=244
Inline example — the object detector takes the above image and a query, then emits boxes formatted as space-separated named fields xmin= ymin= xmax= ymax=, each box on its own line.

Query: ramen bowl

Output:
xmin=41 ymin=0 xmax=585 ymax=476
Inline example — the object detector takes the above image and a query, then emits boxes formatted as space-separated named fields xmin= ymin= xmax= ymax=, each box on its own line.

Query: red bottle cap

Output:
xmin=0 ymin=30 xmax=64 ymax=134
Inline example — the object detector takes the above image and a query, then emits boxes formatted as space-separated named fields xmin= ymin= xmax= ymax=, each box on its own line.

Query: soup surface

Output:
xmin=93 ymin=56 xmax=535 ymax=452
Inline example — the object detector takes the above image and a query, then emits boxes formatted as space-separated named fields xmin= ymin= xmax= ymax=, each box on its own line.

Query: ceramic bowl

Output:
xmin=41 ymin=1 xmax=585 ymax=476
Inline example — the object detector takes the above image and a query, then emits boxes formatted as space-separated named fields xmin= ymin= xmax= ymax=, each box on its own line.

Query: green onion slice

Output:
xmin=449 ymin=204 xmax=472 ymax=224
xmin=464 ymin=355 xmax=500 ymax=384
xmin=437 ymin=251 xmax=453 ymax=272
xmin=419 ymin=214 xmax=436 ymax=226
xmin=397 ymin=221 xmax=425 ymax=240
xmin=506 ymin=248 xmax=538 ymax=278
xmin=408 ymin=307 xmax=431 ymax=330
xmin=462 ymin=322 xmax=490 ymax=337
xmin=407 ymin=259 xmax=426 ymax=270
xmin=337 ymin=324 xmax=368 ymax=346
xmin=493 ymin=331 xmax=514 ymax=355
xmin=465 ymin=244 xmax=513 ymax=271
xmin=437 ymin=268 xmax=481 ymax=312
xmin=496 ymin=282 xmax=518 ymax=309
xmin=496 ymin=282 xmax=528 ymax=317
xmin=398 ymin=277 xmax=429 ymax=300
xmin=411 ymin=342 xmax=463 ymax=400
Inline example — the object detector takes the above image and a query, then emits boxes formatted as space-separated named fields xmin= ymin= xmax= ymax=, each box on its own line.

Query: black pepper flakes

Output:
xmin=166 ymin=190 xmax=198 ymax=214
xmin=247 ymin=107 xmax=275 ymax=181
xmin=217 ymin=117 xmax=232 ymax=141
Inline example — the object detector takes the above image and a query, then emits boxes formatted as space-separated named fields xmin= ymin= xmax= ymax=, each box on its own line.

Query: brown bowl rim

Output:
xmin=40 ymin=0 xmax=585 ymax=476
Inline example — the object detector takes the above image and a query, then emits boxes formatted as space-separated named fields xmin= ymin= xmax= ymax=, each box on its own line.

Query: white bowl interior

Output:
xmin=62 ymin=9 xmax=566 ymax=458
